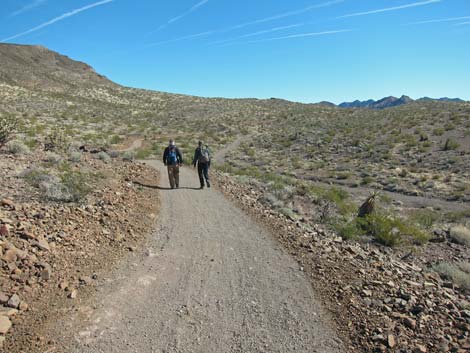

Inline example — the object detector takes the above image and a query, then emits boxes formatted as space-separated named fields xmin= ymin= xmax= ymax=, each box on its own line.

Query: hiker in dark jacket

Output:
xmin=193 ymin=141 xmax=211 ymax=189
xmin=163 ymin=139 xmax=183 ymax=189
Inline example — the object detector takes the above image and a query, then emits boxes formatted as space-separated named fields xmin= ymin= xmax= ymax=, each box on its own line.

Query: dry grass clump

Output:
xmin=6 ymin=139 xmax=30 ymax=155
xmin=449 ymin=225 xmax=470 ymax=247
xmin=434 ymin=262 xmax=470 ymax=290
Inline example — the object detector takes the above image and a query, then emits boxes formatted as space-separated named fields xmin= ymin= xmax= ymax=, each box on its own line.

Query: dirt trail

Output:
xmin=214 ymin=135 xmax=251 ymax=165
xmin=51 ymin=161 xmax=344 ymax=353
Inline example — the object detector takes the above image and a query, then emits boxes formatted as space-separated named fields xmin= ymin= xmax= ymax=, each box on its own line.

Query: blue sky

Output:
xmin=1 ymin=0 xmax=469 ymax=103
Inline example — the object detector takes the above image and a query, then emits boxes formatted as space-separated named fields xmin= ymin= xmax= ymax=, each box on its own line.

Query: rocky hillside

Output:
xmin=0 ymin=44 xmax=114 ymax=91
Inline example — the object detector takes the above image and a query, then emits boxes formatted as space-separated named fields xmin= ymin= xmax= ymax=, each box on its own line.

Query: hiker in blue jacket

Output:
xmin=193 ymin=141 xmax=211 ymax=189
xmin=163 ymin=139 xmax=183 ymax=189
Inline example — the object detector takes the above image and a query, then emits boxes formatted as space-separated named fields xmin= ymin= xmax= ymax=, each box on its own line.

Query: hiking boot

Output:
xmin=200 ymin=185 xmax=204 ymax=189
xmin=207 ymin=182 xmax=211 ymax=188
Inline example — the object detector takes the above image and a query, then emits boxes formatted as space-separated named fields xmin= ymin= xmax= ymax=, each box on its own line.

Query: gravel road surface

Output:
xmin=54 ymin=161 xmax=344 ymax=353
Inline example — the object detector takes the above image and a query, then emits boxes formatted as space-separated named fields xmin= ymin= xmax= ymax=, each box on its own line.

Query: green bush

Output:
xmin=97 ymin=151 xmax=111 ymax=162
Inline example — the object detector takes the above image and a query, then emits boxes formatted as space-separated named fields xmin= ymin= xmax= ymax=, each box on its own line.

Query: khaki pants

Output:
xmin=167 ymin=165 xmax=180 ymax=188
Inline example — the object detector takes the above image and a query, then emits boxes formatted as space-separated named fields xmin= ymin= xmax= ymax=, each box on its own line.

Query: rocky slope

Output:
xmin=0 ymin=148 xmax=160 ymax=351
xmin=215 ymin=171 xmax=470 ymax=353
xmin=0 ymin=44 xmax=114 ymax=91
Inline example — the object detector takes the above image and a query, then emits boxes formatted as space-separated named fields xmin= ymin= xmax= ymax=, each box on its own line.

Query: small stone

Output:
xmin=41 ymin=268 xmax=52 ymax=281
xmin=1 ymin=199 xmax=14 ymax=208
xmin=19 ymin=302 xmax=28 ymax=311
xmin=414 ymin=344 xmax=427 ymax=353
xmin=363 ymin=290 xmax=372 ymax=297
xmin=32 ymin=238 xmax=50 ymax=252
xmin=404 ymin=317 xmax=417 ymax=329
xmin=68 ymin=290 xmax=77 ymax=299
xmin=0 ymin=293 xmax=8 ymax=305
xmin=0 ymin=224 xmax=9 ymax=236
xmin=387 ymin=334 xmax=396 ymax=348
xmin=0 ymin=335 xmax=5 ymax=349
xmin=0 ymin=316 xmax=12 ymax=334
xmin=7 ymin=294 xmax=20 ymax=309
xmin=2 ymin=249 xmax=17 ymax=263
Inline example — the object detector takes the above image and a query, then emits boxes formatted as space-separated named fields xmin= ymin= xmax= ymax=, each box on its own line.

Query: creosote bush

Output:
xmin=0 ymin=114 xmax=18 ymax=147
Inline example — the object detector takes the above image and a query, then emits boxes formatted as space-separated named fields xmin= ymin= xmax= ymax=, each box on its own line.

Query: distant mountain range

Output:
xmin=320 ymin=95 xmax=466 ymax=109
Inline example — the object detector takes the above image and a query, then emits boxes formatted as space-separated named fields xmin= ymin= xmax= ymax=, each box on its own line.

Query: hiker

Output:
xmin=193 ymin=141 xmax=211 ymax=189
xmin=163 ymin=139 xmax=183 ymax=189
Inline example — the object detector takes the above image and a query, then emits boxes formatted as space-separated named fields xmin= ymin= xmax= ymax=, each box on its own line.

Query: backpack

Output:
xmin=168 ymin=147 xmax=178 ymax=164
xmin=199 ymin=147 xmax=210 ymax=163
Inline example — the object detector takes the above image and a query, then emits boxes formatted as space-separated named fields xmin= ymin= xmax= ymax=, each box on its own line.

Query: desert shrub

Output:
xmin=361 ymin=176 xmax=374 ymax=185
xmin=279 ymin=207 xmax=296 ymax=219
xmin=58 ymin=170 xmax=91 ymax=202
xmin=443 ymin=138 xmax=460 ymax=151
xmin=135 ymin=148 xmax=152 ymax=159
xmin=109 ymin=134 xmax=124 ymax=144
xmin=122 ymin=151 xmax=135 ymax=161
xmin=45 ymin=128 xmax=70 ymax=152
xmin=0 ymin=114 xmax=18 ymax=147
xmin=334 ymin=220 xmax=361 ymax=240
xmin=21 ymin=167 xmax=55 ymax=187
xmin=6 ymin=140 xmax=30 ymax=155
xmin=433 ymin=128 xmax=445 ymax=136
xmin=97 ymin=151 xmax=111 ymax=162
xmin=46 ymin=152 xmax=62 ymax=165
xmin=449 ymin=225 xmax=470 ymax=247
xmin=68 ymin=151 xmax=82 ymax=163
xmin=434 ymin=262 xmax=470 ymax=290
xmin=357 ymin=213 xmax=429 ymax=247
xmin=409 ymin=209 xmax=441 ymax=229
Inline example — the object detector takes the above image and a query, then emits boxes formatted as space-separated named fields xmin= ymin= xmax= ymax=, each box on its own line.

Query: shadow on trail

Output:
xmin=132 ymin=181 xmax=201 ymax=191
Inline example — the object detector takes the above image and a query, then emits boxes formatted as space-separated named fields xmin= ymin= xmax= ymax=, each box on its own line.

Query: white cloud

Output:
xmin=226 ymin=0 xmax=344 ymax=31
xmin=146 ymin=31 xmax=214 ymax=47
xmin=406 ymin=16 xmax=470 ymax=25
xmin=241 ymin=29 xmax=353 ymax=44
xmin=1 ymin=0 xmax=114 ymax=43
xmin=211 ymin=23 xmax=305 ymax=45
xmin=337 ymin=0 xmax=441 ymax=19
xmin=154 ymin=0 xmax=210 ymax=32
xmin=10 ymin=0 xmax=47 ymax=17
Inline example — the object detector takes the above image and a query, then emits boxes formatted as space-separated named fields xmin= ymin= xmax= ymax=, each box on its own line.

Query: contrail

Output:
xmin=454 ymin=22 xmax=470 ymax=26
xmin=211 ymin=23 xmax=305 ymax=45
xmin=406 ymin=16 xmax=470 ymax=25
xmin=146 ymin=31 xmax=214 ymax=47
xmin=10 ymin=0 xmax=47 ymax=17
xmin=154 ymin=0 xmax=209 ymax=32
xmin=1 ymin=0 xmax=114 ymax=43
xmin=241 ymin=29 xmax=353 ymax=44
xmin=336 ymin=0 xmax=441 ymax=19
xmin=226 ymin=0 xmax=344 ymax=31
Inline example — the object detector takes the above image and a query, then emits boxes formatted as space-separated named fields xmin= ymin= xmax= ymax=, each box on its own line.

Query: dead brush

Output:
xmin=44 ymin=128 xmax=70 ymax=152
xmin=358 ymin=191 xmax=380 ymax=218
